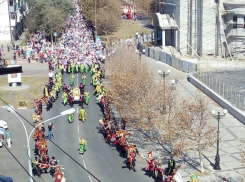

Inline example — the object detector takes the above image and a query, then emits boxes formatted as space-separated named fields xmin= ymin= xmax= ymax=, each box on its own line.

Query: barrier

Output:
xmin=188 ymin=75 xmax=245 ymax=124
xmin=155 ymin=50 xmax=160 ymax=61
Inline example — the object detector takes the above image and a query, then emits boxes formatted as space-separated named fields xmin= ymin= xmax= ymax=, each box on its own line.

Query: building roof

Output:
xmin=152 ymin=13 xmax=178 ymax=30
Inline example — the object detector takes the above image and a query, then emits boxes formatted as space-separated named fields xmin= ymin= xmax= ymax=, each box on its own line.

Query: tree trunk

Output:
xmin=50 ymin=24 xmax=53 ymax=50
xmin=199 ymin=150 xmax=204 ymax=173
xmin=105 ymin=30 xmax=109 ymax=44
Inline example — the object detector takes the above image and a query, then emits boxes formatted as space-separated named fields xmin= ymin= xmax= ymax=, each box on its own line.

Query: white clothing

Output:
xmin=7 ymin=138 xmax=11 ymax=148
xmin=49 ymin=72 xmax=54 ymax=78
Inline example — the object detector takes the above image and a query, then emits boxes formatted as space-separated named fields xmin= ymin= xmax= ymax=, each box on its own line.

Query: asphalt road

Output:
xmin=29 ymin=71 xmax=152 ymax=182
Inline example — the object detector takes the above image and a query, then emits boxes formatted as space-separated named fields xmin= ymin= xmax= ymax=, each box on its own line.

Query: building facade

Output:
xmin=223 ymin=1 xmax=245 ymax=60
xmin=0 ymin=0 xmax=28 ymax=44
xmin=154 ymin=0 xmax=245 ymax=60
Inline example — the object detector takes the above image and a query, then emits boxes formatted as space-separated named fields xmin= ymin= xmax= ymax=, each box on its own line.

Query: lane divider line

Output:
xmin=89 ymin=176 xmax=93 ymax=182
xmin=77 ymin=126 xmax=79 ymax=133
xmin=83 ymin=160 xmax=87 ymax=169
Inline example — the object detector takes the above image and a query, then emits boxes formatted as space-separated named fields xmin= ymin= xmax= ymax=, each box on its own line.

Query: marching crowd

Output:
xmin=26 ymin=2 xmax=180 ymax=182
xmin=29 ymin=2 xmax=107 ymax=182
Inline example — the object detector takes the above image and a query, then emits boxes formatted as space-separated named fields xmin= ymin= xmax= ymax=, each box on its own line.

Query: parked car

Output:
xmin=0 ymin=175 xmax=13 ymax=182
xmin=0 ymin=120 xmax=8 ymax=129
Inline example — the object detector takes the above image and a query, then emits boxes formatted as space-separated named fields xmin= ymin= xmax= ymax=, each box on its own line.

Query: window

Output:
xmin=10 ymin=13 xmax=16 ymax=20
xmin=244 ymin=17 xmax=245 ymax=28
xmin=233 ymin=15 xmax=237 ymax=29
xmin=9 ymin=0 xmax=13 ymax=6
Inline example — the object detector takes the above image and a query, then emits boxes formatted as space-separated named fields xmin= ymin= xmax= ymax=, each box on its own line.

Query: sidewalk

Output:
xmin=0 ymin=47 xmax=48 ymax=77
xmin=128 ymin=55 xmax=245 ymax=181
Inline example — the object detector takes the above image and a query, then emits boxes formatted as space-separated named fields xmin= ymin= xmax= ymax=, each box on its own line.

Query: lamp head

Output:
xmin=6 ymin=104 xmax=15 ymax=113
xmin=142 ymin=49 xmax=145 ymax=53
xmin=60 ymin=108 xmax=76 ymax=116
xmin=135 ymin=49 xmax=139 ymax=53
xmin=167 ymin=69 xmax=171 ymax=73
xmin=158 ymin=70 xmax=161 ymax=74
xmin=211 ymin=110 xmax=215 ymax=115
xmin=223 ymin=109 xmax=228 ymax=114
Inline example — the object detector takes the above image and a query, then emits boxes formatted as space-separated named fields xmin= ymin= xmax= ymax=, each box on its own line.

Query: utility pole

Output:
xmin=95 ymin=0 xmax=97 ymax=38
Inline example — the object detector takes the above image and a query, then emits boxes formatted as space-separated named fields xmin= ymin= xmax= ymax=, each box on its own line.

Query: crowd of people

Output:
xmin=28 ymin=2 xmax=107 ymax=181
xmin=23 ymin=1 xmax=182 ymax=182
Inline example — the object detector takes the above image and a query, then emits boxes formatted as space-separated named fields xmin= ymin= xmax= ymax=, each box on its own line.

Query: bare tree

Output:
xmin=185 ymin=93 xmax=217 ymax=172
xmin=42 ymin=7 xmax=66 ymax=46
xmin=80 ymin=0 xmax=121 ymax=40
xmin=134 ymin=0 xmax=155 ymax=18
xmin=154 ymin=82 xmax=190 ymax=158
xmin=239 ymin=140 xmax=245 ymax=181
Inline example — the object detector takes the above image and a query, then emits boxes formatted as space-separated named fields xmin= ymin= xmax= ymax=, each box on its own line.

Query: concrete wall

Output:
xmin=188 ymin=74 xmax=245 ymax=124
xmin=141 ymin=44 xmax=198 ymax=74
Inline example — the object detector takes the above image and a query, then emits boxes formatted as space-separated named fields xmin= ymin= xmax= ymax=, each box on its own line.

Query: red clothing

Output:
xmin=55 ymin=172 xmax=63 ymax=182
xmin=147 ymin=159 xmax=155 ymax=171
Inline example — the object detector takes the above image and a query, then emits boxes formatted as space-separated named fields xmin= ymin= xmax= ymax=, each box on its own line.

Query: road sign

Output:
xmin=96 ymin=36 xmax=100 ymax=43
xmin=53 ymin=32 xmax=57 ymax=37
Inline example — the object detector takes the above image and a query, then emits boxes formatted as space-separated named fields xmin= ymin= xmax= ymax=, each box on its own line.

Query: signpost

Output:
xmin=53 ymin=32 xmax=57 ymax=45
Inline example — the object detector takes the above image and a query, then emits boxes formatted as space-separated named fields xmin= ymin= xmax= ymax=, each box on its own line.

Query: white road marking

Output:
xmin=77 ymin=73 xmax=78 ymax=86
xmin=77 ymin=126 xmax=79 ymax=133
xmin=78 ymin=136 xmax=80 ymax=142
xmin=83 ymin=160 xmax=87 ymax=169
xmin=89 ymin=176 xmax=93 ymax=182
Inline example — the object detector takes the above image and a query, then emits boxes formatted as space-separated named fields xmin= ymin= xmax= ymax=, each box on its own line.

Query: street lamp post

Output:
xmin=158 ymin=69 xmax=171 ymax=88
xmin=211 ymin=109 xmax=227 ymax=170
xmin=94 ymin=0 xmax=97 ymax=38
xmin=6 ymin=105 xmax=75 ymax=182
xmin=158 ymin=69 xmax=170 ymax=111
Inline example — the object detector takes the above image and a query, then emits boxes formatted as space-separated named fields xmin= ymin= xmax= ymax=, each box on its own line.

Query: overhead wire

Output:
xmin=0 ymin=98 xmax=101 ymax=182
xmin=2 ymin=142 xmax=37 ymax=182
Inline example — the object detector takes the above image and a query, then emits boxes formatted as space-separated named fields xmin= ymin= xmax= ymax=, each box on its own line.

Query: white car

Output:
xmin=0 ymin=120 xmax=8 ymax=129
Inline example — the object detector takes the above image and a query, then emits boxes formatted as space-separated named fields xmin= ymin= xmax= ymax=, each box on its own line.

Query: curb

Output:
xmin=17 ymin=107 xmax=28 ymax=109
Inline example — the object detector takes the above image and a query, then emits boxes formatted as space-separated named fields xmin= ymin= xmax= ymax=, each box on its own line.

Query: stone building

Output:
xmin=153 ymin=0 xmax=245 ymax=60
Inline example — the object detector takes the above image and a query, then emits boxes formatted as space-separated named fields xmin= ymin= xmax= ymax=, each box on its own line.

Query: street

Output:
xmin=0 ymin=71 xmax=152 ymax=182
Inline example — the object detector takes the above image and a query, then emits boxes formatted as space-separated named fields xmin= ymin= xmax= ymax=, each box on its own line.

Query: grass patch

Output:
xmin=100 ymin=20 xmax=152 ymax=42
xmin=0 ymin=91 xmax=11 ymax=105
xmin=13 ymin=91 xmax=30 ymax=108
xmin=0 ymin=76 xmax=48 ymax=107
xmin=0 ymin=78 xmax=8 ymax=86
xmin=28 ymin=76 xmax=48 ymax=88
xmin=28 ymin=88 xmax=43 ymax=100
xmin=21 ymin=77 xmax=41 ymax=84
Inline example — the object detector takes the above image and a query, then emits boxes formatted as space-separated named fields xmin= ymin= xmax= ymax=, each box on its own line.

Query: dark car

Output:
xmin=0 ymin=175 xmax=13 ymax=182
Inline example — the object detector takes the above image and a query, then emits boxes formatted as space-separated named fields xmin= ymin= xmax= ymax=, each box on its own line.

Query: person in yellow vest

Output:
xmin=78 ymin=106 xmax=86 ymax=122
xmin=94 ymin=83 xmax=102 ymax=96
xmin=32 ymin=156 xmax=41 ymax=178
xmin=85 ymin=64 xmax=89 ymax=73
xmin=43 ymin=84 xmax=49 ymax=98
xmin=62 ymin=92 xmax=68 ymax=105
xmin=84 ymin=90 xmax=90 ymax=105
xmin=79 ymin=136 xmax=87 ymax=154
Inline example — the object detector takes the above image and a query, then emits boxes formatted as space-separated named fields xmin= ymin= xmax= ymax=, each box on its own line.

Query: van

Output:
xmin=0 ymin=120 xmax=8 ymax=129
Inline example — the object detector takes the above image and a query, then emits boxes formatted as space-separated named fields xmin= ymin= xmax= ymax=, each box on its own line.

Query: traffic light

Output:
xmin=0 ymin=66 xmax=23 ymax=75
